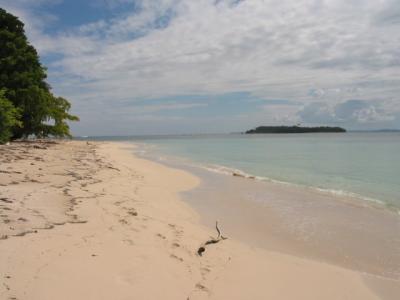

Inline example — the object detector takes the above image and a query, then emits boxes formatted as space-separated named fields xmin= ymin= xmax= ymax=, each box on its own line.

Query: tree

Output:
xmin=0 ymin=8 xmax=78 ymax=140
xmin=36 ymin=96 xmax=79 ymax=138
xmin=0 ymin=89 xmax=21 ymax=144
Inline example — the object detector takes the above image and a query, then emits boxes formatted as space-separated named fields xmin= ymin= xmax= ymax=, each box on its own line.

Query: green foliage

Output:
xmin=0 ymin=8 xmax=78 ymax=141
xmin=37 ymin=96 xmax=80 ymax=138
xmin=0 ymin=90 xmax=21 ymax=144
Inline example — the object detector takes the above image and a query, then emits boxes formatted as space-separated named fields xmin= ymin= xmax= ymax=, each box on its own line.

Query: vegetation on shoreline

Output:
xmin=0 ymin=8 xmax=78 ymax=144
xmin=0 ymin=90 xmax=21 ymax=143
xmin=246 ymin=126 xmax=346 ymax=134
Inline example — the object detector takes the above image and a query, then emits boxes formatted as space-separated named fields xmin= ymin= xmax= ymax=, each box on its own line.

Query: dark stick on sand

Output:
xmin=197 ymin=221 xmax=227 ymax=256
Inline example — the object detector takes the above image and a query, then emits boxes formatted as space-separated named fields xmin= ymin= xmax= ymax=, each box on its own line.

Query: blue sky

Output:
xmin=1 ymin=0 xmax=400 ymax=135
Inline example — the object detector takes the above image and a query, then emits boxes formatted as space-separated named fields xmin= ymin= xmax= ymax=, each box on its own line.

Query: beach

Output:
xmin=0 ymin=140 xmax=399 ymax=299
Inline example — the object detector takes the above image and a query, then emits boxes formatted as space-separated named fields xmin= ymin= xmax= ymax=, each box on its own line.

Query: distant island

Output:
xmin=246 ymin=126 xmax=346 ymax=134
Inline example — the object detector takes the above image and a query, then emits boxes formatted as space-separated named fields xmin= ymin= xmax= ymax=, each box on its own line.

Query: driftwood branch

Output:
xmin=197 ymin=221 xmax=227 ymax=256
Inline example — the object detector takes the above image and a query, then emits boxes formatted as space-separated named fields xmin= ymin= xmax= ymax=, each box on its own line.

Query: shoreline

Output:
xmin=0 ymin=140 xmax=398 ymax=299
xmin=183 ymin=166 xmax=400 ymax=278
xmin=124 ymin=132 xmax=400 ymax=214
xmin=204 ymin=165 xmax=394 ymax=213
xmin=133 ymin=141 xmax=400 ymax=280
xmin=134 ymin=140 xmax=398 ymax=214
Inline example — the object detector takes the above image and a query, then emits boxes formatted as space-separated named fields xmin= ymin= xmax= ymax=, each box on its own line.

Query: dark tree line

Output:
xmin=246 ymin=126 xmax=346 ymax=134
xmin=0 ymin=8 xmax=78 ymax=143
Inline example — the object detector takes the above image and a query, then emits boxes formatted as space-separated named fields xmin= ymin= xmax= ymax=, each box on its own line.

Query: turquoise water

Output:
xmin=124 ymin=132 xmax=400 ymax=209
xmin=86 ymin=132 xmax=400 ymax=208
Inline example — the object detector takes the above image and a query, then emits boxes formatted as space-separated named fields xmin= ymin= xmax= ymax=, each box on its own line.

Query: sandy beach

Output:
xmin=0 ymin=140 xmax=399 ymax=300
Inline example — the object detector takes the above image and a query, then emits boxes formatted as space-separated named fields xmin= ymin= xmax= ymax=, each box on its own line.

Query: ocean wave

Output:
xmin=198 ymin=163 xmax=391 ymax=209
xmin=132 ymin=142 xmax=398 ymax=214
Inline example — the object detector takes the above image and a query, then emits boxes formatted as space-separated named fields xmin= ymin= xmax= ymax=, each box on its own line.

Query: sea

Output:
xmin=97 ymin=132 xmax=400 ymax=211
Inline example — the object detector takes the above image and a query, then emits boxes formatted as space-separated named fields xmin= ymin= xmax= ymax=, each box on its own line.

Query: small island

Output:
xmin=246 ymin=126 xmax=346 ymax=134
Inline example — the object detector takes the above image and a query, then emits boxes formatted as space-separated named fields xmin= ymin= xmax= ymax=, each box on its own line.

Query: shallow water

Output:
xmin=122 ymin=132 xmax=400 ymax=210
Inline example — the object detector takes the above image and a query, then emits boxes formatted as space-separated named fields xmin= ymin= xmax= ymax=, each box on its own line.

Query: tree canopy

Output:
xmin=246 ymin=126 xmax=346 ymax=134
xmin=0 ymin=8 xmax=78 ymax=142
xmin=0 ymin=89 xmax=21 ymax=143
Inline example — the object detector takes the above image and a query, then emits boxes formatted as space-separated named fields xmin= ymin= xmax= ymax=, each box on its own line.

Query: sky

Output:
xmin=1 ymin=0 xmax=400 ymax=135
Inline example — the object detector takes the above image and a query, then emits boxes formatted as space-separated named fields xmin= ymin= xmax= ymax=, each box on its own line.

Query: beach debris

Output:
xmin=197 ymin=221 xmax=227 ymax=256
xmin=232 ymin=172 xmax=255 ymax=179
xmin=106 ymin=165 xmax=120 ymax=171
xmin=232 ymin=172 xmax=244 ymax=177
xmin=0 ymin=197 xmax=12 ymax=203
xmin=68 ymin=220 xmax=87 ymax=224
xmin=14 ymin=230 xmax=37 ymax=237
xmin=197 ymin=246 xmax=206 ymax=256
xmin=33 ymin=145 xmax=47 ymax=150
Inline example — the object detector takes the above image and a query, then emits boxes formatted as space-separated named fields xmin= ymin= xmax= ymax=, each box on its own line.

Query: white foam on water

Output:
xmin=131 ymin=141 xmax=399 ymax=214
xmin=198 ymin=163 xmax=390 ymax=210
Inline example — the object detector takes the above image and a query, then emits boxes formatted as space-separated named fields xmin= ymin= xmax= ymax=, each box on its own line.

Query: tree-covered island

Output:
xmin=246 ymin=126 xmax=346 ymax=134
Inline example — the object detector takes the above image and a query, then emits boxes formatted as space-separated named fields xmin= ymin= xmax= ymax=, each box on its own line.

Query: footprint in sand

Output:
xmin=119 ymin=219 xmax=129 ymax=225
xmin=195 ymin=283 xmax=210 ymax=294
xmin=170 ymin=254 xmax=184 ymax=262
xmin=156 ymin=233 xmax=166 ymax=240
xmin=172 ymin=242 xmax=180 ymax=248
xmin=168 ymin=223 xmax=184 ymax=241
xmin=127 ymin=209 xmax=138 ymax=216
xmin=122 ymin=239 xmax=135 ymax=246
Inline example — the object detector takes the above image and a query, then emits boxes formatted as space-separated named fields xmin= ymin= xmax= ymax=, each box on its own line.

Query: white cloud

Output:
xmin=56 ymin=1 xmax=400 ymax=98
xmin=354 ymin=106 xmax=394 ymax=123
xmin=118 ymin=101 xmax=208 ymax=114
xmin=1 ymin=0 xmax=400 ymax=133
xmin=262 ymin=104 xmax=301 ymax=124
xmin=298 ymin=99 xmax=399 ymax=126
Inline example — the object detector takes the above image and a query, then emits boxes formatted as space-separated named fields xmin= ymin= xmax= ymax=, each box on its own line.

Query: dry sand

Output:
xmin=0 ymin=140 xmax=397 ymax=299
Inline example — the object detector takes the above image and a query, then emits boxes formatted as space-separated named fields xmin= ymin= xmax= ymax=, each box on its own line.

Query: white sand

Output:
xmin=0 ymin=141 xmax=396 ymax=299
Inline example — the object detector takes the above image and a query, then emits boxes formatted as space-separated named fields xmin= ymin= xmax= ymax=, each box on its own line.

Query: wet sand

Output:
xmin=181 ymin=166 xmax=400 ymax=292
xmin=182 ymin=167 xmax=400 ymax=279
